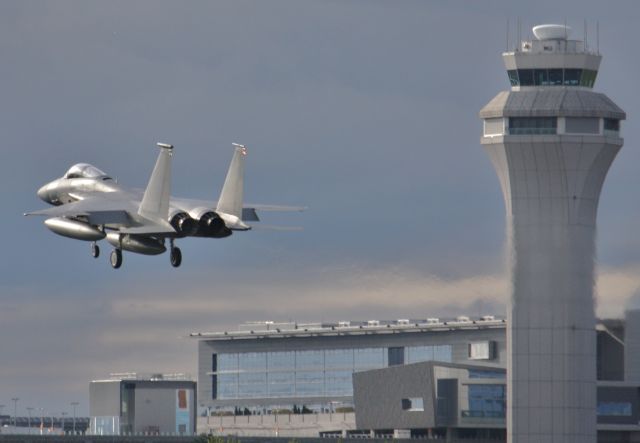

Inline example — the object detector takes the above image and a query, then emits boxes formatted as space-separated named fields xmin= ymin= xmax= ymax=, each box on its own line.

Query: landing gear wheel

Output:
xmin=170 ymin=247 xmax=182 ymax=268
xmin=91 ymin=242 xmax=100 ymax=258
xmin=110 ymin=249 xmax=123 ymax=269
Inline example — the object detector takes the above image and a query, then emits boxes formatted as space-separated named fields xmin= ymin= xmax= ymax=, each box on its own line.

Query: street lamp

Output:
xmin=38 ymin=408 xmax=44 ymax=435
xmin=11 ymin=398 xmax=19 ymax=428
xmin=71 ymin=402 xmax=79 ymax=434
xmin=61 ymin=412 xmax=68 ymax=434
xmin=26 ymin=408 xmax=33 ymax=434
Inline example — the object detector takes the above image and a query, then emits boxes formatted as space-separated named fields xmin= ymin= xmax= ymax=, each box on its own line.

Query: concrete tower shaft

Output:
xmin=480 ymin=24 xmax=625 ymax=443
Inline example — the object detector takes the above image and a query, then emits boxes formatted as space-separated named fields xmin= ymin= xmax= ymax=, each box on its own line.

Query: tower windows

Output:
xmin=508 ymin=117 xmax=557 ymax=135
xmin=563 ymin=69 xmax=581 ymax=86
xmin=506 ymin=69 xmax=598 ymax=88
xmin=604 ymin=119 xmax=621 ymax=136
xmin=565 ymin=117 xmax=599 ymax=134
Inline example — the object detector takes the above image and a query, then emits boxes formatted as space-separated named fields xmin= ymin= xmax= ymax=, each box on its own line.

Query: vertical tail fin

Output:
xmin=216 ymin=143 xmax=246 ymax=218
xmin=138 ymin=143 xmax=173 ymax=221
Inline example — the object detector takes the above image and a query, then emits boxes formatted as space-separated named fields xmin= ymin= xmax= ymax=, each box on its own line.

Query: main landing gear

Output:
xmin=110 ymin=248 xmax=123 ymax=269
xmin=169 ymin=239 xmax=182 ymax=268
xmin=91 ymin=242 xmax=100 ymax=258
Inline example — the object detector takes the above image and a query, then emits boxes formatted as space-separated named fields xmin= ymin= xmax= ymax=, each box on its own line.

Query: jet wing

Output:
xmin=24 ymin=198 xmax=133 ymax=225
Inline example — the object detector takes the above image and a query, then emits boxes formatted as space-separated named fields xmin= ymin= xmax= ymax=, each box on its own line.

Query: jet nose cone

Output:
xmin=37 ymin=184 xmax=50 ymax=202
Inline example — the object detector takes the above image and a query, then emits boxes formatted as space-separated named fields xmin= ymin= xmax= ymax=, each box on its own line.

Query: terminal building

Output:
xmin=189 ymin=313 xmax=638 ymax=440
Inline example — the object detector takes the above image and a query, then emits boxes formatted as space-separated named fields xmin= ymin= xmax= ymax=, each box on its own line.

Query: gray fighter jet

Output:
xmin=26 ymin=142 xmax=304 ymax=269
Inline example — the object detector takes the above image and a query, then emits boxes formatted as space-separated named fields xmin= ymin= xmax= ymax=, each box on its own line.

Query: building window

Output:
xmin=564 ymin=69 xmax=581 ymax=86
xmin=507 ymin=68 xmax=597 ymax=88
xmin=463 ymin=384 xmax=506 ymax=418
xmin=533 ymin=69 xmax=549 ymax=86
xmin=508 ymin=117 xmax=557 ymax=135
xmin=565 ymin=117 xmax=599 ymax=134
xmin=604 ymin=118 xmax=620 ymax=136
xmin=468 ymin=369 xmax=505 ymax=379
xmin=469 ymin=341 xmax=494 ymax=360
xmin=388 ymin=347 xmax=405 ymax=366
xmin=517 ymin=69 xmax=534 ymax=86
xmin=401 ymin=397 xmax=424 ymax=412
xmin=580 ymin=69 xmax=598 ymax=87
xmin=548 ymin=69 xmax=563 ymax=85
xmin=597 ymin=402 xmax=632 ymax=417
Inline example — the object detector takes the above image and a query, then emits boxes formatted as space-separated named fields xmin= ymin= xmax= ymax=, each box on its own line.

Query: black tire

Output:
xmin=170 ymin=247 xmax=182 ymax=268
xmin=110 ymin=249 xmax=122 ymax=269
xmin=91 ymin=243 xmax=100 ymax=258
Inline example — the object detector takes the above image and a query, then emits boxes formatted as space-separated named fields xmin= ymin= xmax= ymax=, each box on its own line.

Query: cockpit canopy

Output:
xmin=64 ymin=163 xmax=111 ymax=180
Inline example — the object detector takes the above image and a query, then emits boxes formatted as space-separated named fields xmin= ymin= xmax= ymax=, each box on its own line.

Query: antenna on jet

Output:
xmin=156 ymin=142 xmax=174 ymax=150
xmin=597 ymin=20 xmax=600 ymax=54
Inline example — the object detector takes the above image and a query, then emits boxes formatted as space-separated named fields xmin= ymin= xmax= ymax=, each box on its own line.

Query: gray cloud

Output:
xmin=2 ymin=0 xmax=640 ymax=414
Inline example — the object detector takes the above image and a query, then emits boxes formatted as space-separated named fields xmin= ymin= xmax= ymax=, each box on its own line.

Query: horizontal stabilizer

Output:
xmin=242 ymin=208 xmax=260 ymax=222
xmin=249 ymin=224 xmax=304 ymax=232
xmin=245 ymin=204 xmax=307 ymax=212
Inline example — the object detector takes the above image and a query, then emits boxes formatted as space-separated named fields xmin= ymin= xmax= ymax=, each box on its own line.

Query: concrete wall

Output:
xmin=198 ymin=412 xmax=356 ymax=438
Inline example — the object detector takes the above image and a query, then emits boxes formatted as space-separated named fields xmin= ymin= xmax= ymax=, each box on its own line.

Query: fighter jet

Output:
xmin=25 ymin=142 xmax=304 ymax=269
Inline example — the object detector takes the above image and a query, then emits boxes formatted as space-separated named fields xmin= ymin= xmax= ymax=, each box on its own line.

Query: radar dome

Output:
xmin=532 ymin=24 xmax=571 ymax=40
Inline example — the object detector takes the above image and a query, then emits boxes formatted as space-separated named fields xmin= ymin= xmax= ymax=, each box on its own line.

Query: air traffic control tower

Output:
xmin=480 ymin=24 xmax=625 ymax=443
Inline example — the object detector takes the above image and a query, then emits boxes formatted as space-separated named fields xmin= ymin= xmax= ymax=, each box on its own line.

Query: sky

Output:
xmin=1 ymin=0 xmax=640 ymax=417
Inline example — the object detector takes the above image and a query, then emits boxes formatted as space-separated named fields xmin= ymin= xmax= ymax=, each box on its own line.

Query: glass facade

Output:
xmin=213 ymin=345 xmax=452 ymax=400
xmin=464 ymin=384 xmax=506 ymax=418
xmin=507 ymin=69 xmax=597 ymax=88
xmin=508 ymin=117 xmax=557 ymax=135
xmin=597 ymin=402 xmax=632 ymax=417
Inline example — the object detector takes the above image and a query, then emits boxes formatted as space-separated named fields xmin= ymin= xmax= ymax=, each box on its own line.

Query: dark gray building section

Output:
xmin=353 ymin=362 xmax=506 ymax=434
xmin=353 ymin=362 xmax=436 ymax=430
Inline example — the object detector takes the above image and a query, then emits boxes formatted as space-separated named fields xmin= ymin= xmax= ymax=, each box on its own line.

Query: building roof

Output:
xmin=479 ymin=89 xmax=626 ymax=119
xmin=189 ymin=316 xmax=507 ymax=341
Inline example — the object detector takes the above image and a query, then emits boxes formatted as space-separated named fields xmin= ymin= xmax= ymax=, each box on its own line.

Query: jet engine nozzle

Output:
xmin=169 ymin=212 xmax=197 ymax=237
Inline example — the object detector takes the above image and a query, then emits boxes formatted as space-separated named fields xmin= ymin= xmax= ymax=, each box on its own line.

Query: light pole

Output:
xmin=11 ymin=398 xmax=19 ymax=428
xmin=39 ymin=408 xmax=44 ymax=435
xmin=71 ymin=402 xmax=79 ymax=434
xmin=26 ymin=407 xmax=33 ymax=434
xmin=61 ymin=412 xmax=68 ymax=434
